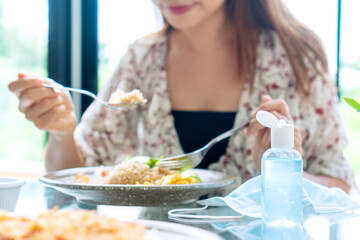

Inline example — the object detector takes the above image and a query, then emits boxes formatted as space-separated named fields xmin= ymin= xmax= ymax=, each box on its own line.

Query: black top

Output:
xmin=171 ymin=110 xmax=237 ymax=169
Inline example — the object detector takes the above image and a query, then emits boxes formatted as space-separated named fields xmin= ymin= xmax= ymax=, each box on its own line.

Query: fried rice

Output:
xmin=104 ymin=162 xmax=172 ymax=185
xmin=0 ymin=209 xmax=145 ymax=240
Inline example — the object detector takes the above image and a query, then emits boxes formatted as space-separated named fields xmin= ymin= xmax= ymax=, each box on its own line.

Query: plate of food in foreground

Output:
xmin=0 ymin=209 xmax=223 ymax=240
xmin=39 ymin=157 xmax=235 ymax=206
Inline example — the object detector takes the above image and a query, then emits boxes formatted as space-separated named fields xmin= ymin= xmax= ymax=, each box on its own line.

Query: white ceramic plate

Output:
xmin=140 ymin=219 xmax=224 ymax=240
xmin=39 ymin=167 xmax=235 ymax=206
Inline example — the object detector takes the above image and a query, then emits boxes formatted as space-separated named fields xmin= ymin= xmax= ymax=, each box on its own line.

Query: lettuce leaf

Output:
xmin=146 ymin=155 xmax=163 ymax=168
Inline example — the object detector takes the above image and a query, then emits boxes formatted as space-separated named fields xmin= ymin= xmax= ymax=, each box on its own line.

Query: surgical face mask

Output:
xmin=168 ymin=176 xmax=360 ymax=239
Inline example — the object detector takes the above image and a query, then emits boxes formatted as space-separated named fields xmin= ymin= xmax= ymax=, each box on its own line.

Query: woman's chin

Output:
xmin=166 ymin=20 xmax=201 ymax=31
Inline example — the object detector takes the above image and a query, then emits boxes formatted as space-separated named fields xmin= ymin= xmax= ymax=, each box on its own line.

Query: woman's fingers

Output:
xmin=244 ymin=95 xmax=272 ymax=136
xmin=245 ymin=118 xmax=265 ymax=136
xmin=24 ymin=96 xmax=63 ymax=121
xmin=246 ymin=95 xmax=293 ymax=136
xmin=18 ymin=87 xmax=60 ymax=113
xmin=259 ymin=95 xmax=272 ymax=105
xmin=253 ymin=98 xmax=291 ymax=119
xmin=246 ymin=110 xmax=290 ymax=136
xmin=247 ymin=96 xmax=304 ymax=171
xmin=255 ymin=127 xmax=271 ymax=149
xmin=268 ymin=110 xmax=293 ymax=124
xmin=251 ymin=94 xmax=272 ymax=117
xmin=261 ymin=128 xmax=271 ymax=150
xmin=8 ymin=77 xmax=43 ymax=97
xmin=294 ymin=126 xmax=303 ymax=155
xmin=9 ymin=73 xmax=77 ymax=133
xmin=252 ymin=128 xmax=268 ymax=170
xmin=10 ymin=75 xmax=61 ymax=113
xmin=18 ymin=72 xmax=36 ymax=78
xmin=32 ymin=105 xmax=66 ymax=131
xmin=9 ymin=74 xmax=57 ymax=98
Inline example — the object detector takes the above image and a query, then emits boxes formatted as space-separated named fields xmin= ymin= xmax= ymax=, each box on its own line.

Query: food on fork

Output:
xmin=108 ymin=88 xmax=147 ymax=108
xmin=0 ymin=208 xmax=145 ymax=240
xmin=73 ymin=156 xmax=202 ymax=185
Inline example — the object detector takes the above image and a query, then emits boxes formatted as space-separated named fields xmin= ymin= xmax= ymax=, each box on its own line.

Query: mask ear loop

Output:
xmin=168 ymin=205 xmax=244 ymax=223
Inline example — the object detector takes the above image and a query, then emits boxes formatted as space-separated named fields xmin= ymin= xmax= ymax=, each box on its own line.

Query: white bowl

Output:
xmin=0 ymin=178 xmax=25 ymax=212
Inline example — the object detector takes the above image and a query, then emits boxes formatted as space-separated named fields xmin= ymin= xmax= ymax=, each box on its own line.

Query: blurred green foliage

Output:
xmin=0 ymin=0 xmax=47 ymax=163
xmin=341 ymin=88 xmax=360 ymax=176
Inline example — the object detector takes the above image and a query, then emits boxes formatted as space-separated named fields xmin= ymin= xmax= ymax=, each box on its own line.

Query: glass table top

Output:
xmin=10 ymin=179 xmax=360 ymax=240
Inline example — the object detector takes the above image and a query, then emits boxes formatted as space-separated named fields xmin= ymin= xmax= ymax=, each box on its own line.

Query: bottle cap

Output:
xmin=256 ymin=110 xmax=294 ymax=148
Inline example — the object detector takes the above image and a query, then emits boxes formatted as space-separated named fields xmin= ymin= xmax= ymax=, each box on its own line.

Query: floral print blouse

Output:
xmin=74 ymin=31 xmax=356 ymax=190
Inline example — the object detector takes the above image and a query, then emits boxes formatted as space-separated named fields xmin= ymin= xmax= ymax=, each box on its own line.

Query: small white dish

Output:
xmin=0 ymin=177 xmax=25 ymax=212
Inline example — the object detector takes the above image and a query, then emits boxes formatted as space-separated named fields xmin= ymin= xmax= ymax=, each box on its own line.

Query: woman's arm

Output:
xmin=303 ymin=172 xmax=351 ymax=193
xmin=247 ymin=31 xmax=355 ymax=192
xmin=9 ymin=73 xmax=84 ymax=171
xmin=45 ymin=129 xmax=84 ymax=172
xmin=300 ymin=70 xmax=356 ymax=193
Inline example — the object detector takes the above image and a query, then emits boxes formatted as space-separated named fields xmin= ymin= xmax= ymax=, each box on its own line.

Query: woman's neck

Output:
xmin=170 ymin=7 xmax=236 ymax=53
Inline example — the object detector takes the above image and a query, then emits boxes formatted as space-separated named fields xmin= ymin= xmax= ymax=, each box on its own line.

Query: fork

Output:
xmin=159 ymin=119 xmax=251 ymax=171
xmin=42 ymin=83 xmax=132 ymax=110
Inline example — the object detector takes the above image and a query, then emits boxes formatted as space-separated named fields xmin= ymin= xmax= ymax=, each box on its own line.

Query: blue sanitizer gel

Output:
xmin=262 ymin=223 xmax=303 ymax=240
xmin=256 ymin=110 xmax=303 ymax=227
xmin=261 ymin=148 xmax=303 ymax=226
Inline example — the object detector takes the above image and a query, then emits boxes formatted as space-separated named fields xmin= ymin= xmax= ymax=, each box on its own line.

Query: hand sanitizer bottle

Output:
xmin=256 ymin=110 xmax=303 ymax=227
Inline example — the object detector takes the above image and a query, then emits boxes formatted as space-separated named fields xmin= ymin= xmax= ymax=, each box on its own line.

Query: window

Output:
xmin=2 ymin=1 xmax=359 ymax=181
xmin=284 ymin=0 xmax=338 ymax=78
xmin=284 ymin=0 xmax=360 ymax=178
xmin=0 ymin=0 xmax=48 ymax=175
xmin=339 ymin=0 xmax=360 ymax=177
xmin=98 ymin=0 xmax=162 ymax=88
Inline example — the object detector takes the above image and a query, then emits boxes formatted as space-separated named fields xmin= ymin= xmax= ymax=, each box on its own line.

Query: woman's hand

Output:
xmin=244 ymin=95 xmax=303 ymax=171
xmin=8 ymin=73 xmax=77 ymax=134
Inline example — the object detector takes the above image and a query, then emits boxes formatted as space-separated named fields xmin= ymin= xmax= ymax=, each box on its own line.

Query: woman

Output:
xmin=9 ymin=0 xmax=354 ymax=192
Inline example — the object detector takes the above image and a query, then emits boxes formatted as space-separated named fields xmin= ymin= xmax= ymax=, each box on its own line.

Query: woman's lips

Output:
xmin=168 ymin=5 xmax=194 ymax=15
